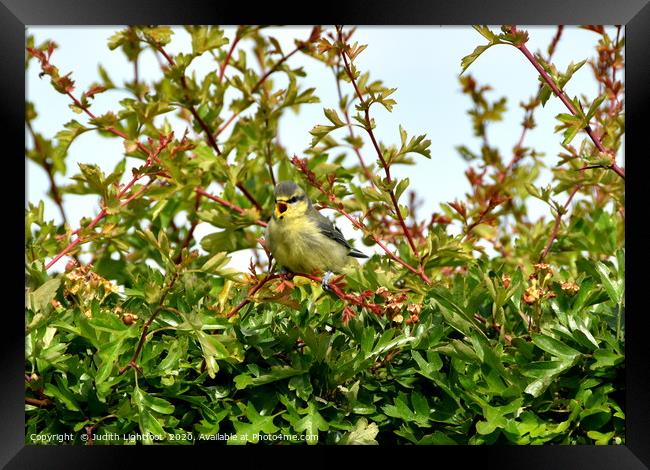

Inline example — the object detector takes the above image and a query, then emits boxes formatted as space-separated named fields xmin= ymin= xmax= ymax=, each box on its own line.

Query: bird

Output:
xmin=265 ymin=180 xmax=368 ymax=289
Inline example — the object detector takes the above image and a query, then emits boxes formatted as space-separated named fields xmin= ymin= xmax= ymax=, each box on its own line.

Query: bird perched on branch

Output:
xmin=265 ymin=181 xmax=368 ymax=289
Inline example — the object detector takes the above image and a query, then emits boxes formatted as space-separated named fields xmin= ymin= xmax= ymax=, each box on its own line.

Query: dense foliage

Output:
xmin=25 ymin=25 xmax=625 ymax=445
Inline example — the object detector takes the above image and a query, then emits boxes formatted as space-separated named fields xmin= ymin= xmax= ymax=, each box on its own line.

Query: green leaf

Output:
xmin=139 ymin=408 xmax=167 ymax=439
xmin=567 ymin=316 xmax=599 ymax=350
xmin=77 ymin=163 xmax=106 ymax=192
xmin=461 ymin=44 xmax=492 ymax=74
xmin=95 ymin=337 xmax=125 ymax=387
xmin=294 ymin=402 xmax=329 ymax=444
xmin=52 ymin=120 xmax=90 ymax=173
xmin=587 ymin=430 xmax=615 ymax=445
xmin=594 ymin=261 xmax=622 ymax=304
xmin=231 ymin=403 xmax=280 ymax=443
xmin=410 ymin=391 xmax=430 ymax=420
xmin=134 ymin=387 xmax=175 ymax=414
xmin=29 ymin=278 xmax=61 ymax=313
xmin=338 ymin=418 xmax=379 ymax=445
xmin=460 ymin=27 xmax=503 ymax=75
xmin=43 ymin=380 xmax=81 ymax=412
xmin=539 ymin=84 xmax=552 ymax=107
xmin=201 ymin=252 xmax=230 ymax=272
xmin=586 ymin=94 xmax=607 ymax=120
xmin=141 ymin=26 xmax=173 ymax=47
xmin=323 ymin=108 xmax=346 ymax=127
xmin=383 ymin=394 xmax=415 ymax=421
xmin=234 ymin=366 xmax=306 ymax=390
xmin=562 ymin=124 xmax=581 ymax=146
xmin=396 ymin=126 xmax=432 ymax=160
xmin=590 ymin=349 xmax=623 ymax=370
xmin=531 ymin=333 xmax=581 ymax=359
xmin=188 ymin=26 xmax=229 ymax=55
xmin=473 ymin=25 xmax=498 ymax=42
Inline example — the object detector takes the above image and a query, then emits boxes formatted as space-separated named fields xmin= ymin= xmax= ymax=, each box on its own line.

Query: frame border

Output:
xmin=8 ymin=0 xmax=649 ymax=467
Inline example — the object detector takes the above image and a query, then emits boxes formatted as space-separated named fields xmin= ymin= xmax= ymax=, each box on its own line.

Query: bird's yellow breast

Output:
xmin=266 ymin=216 xmax=351 ymax=274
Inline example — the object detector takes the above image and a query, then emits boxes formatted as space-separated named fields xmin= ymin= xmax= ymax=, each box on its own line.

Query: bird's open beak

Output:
xmin=276 ymin=202 xmax=288 ymax=216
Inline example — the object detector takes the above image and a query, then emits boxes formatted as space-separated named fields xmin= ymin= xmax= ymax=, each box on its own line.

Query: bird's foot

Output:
xmin=321 ymin=271 xmax=334 ymax=292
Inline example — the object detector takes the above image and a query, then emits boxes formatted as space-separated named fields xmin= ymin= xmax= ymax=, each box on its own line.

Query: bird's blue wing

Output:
xmin=314 ymin=211 xmax=368 ymax=258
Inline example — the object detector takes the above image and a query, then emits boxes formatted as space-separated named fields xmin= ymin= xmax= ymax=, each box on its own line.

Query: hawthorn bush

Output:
xmin=25 ymin=25 xmax=625 ymax=445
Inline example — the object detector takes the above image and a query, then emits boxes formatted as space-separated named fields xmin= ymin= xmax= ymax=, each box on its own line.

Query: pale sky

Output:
xmin=25 ymin=26 xmax=622 ymax=272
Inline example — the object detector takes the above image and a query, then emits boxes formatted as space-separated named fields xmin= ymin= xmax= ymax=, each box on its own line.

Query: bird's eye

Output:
xmin=288 ymin=196 xmax=297 ymax=204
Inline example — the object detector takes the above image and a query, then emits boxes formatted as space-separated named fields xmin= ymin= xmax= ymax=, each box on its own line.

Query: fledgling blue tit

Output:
xmin=265 ymin=181 xmax=368 ymax=289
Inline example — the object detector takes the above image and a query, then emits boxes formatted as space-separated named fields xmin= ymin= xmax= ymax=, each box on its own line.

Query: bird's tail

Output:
xmin=348 ymin=248 xmax=369 ymax=259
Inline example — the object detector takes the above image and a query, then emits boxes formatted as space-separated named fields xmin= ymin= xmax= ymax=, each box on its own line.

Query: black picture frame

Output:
xmin=8 ymin=0 xmax=649 ymax=467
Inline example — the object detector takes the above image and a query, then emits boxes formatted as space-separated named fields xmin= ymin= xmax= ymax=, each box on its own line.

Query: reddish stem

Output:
xmin=227 ymin=273 xmax=280 ymax=318
xmin=227 ymin=271 xmax=382 ymax=319
xmin=334 ymin=64 xmax=376 ymax=187
xmin=46 ymin=137 xmax=172 ymax=270
xmin=337 ymin=27 xmax=419 ymax=258
xmin=154 ymin=43 xmax=223 ymax=155
xmin=156 ymin=42 xmax=269 ymax=214
xmin=195 ymin=188 xmax=267 ymax=227
xmin=509 ymin=26 xmax=624 ymax=180
xmin=65 ymin=92 xmax=152 ymax=157
xmin=219 ymin=34 xmax=241 ymax=83
xmin=188 ymin=106 xmax=221 ymax=155
xmin=236 ymin=182 xmax=264 ymax=213
xmin=503 ymin=25 xmax=564 ymax=184
xmin=119 ymin=177 xmax=156 ymax=207
xmin=463 ymin=198 xmax=498 ymax=241
xmin=539 ymin=185 xmax=582 ymax=262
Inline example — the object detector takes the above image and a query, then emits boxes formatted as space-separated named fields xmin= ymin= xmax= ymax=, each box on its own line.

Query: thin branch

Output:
xmin=336 ymin=27 xmax=419 ymax=258
xmin=539 ymin=185 xmax=581 ymax=262
xmin=65 ymin=92 xmax=152 ymax=157
xmin=236 ymin=182 xmax=264 ymax=213
xmin=119 ymin=176 xmax=157 ymax=207
xmin=154 ymin=43 xmax=222 ymax=155
xmin=613 ymin=25 xmax=621 ymax=85
xmin=504 ymin=25 xmax=564 ymax=182
xmin=45 ymin=135 xmax=172 ymax=270
xmin=219 ymin=33 xmax=241 ymax=83
xmin=547 ymin=25 xmax=565 ymax=58
xmin=227 ymin=271 xmax=382 ymax=319
xmin=133 ymin=54 xmax=143 ymax=102
xmin=463 ymin=197 xmax=499 ymax=241
xmin=214 ymin=42 xmax=305 ymax=140
xmin=227 ymin=273 xmax=280 ymax=318
xmin=195 ymin=188 xmax=267 ymax=227
xmin=25 ymin=397 xmax=53 ymax=407
xmin=155 ymin=42 xmax=269 ymax=214
xmin=508 ymin=26 xmax=624 ymax=180
xmin=333 ymin=63 xmax=376 ymax=187
xmin=28 ymin=46 xmax=152 ymax=158
xmin=609 ymin=25 xmax=623 ymax=117
xmin=119 ymin=269 xmax=181 ymax=375
xmin=174 ymin=191 xmax=201 ymax=263
xmin=188 ymin=106 xmax=221 ymax=155
xmin=254 ymin=48 xmax=302 ymax=95
xmin=370 ymin=349 xmax=399 ymax=372
xmin=264 ymin=119 xmax=277 ymax=186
